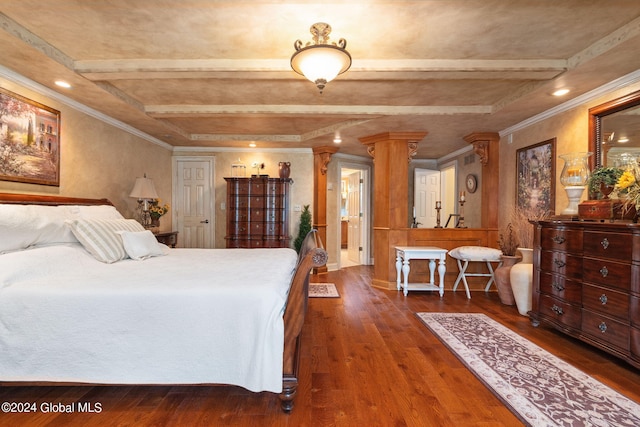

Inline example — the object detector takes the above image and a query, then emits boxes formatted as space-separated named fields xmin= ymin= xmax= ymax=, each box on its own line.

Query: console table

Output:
xmin=395 ymin=246 xmax=448 ymax=296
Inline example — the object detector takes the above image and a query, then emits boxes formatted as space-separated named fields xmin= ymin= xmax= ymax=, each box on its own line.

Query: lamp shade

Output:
xmin=291 ymin=44 xmax=351 ymax=85
xmin=291 ymin=22 xmax=351 ymax=93
xmin=129 ymin=176 xmax=158 ymax=200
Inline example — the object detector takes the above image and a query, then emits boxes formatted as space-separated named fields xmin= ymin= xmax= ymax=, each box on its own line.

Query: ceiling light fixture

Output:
xmin=291 ymin=22 xmax=351 ymax=94
xmin=55 ymin=80 xmax=71 ymax=89
xmin=552 ymin=88 xmax=570 ymax=96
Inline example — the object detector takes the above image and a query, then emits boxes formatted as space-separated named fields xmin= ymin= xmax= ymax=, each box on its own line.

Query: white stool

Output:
xmin=448 ymin=246 xmax=502 ymax=299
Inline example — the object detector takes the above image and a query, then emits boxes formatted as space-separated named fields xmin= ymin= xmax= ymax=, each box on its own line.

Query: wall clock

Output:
xmin=466 ymin=174 xmax=478 ymax=193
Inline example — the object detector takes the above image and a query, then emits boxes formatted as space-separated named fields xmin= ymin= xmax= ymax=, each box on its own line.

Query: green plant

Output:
xmin=294 ymin=204 xmax=312 ymax=253
xmin=588 ymin=166 xmax=623 ymax=197
xmin=497 ymin=223 xmax=519 ymax=256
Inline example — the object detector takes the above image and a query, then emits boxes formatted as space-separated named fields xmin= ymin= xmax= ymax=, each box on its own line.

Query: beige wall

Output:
xmin=498 ymin=81 xmax=640 ymax=230
xmin=0 ymin=77 xmax=172 ymax=220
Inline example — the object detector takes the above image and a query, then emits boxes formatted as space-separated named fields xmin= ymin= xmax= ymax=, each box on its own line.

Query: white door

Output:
xmin=414 ymin=168 xmax=441 ymax=228
xmin=175 ymin=159 xmax=214 ymax=248
xmin=347 ymin=171 xmax=361 ymax=263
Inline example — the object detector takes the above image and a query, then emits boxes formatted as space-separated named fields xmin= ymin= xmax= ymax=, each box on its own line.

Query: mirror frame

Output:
xmin=589 ymin=88 xmax=640 ymax=170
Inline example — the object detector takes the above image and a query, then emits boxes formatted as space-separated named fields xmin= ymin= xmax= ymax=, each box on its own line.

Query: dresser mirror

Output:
xmin=588 ymin=89 xmax=640 ymax=170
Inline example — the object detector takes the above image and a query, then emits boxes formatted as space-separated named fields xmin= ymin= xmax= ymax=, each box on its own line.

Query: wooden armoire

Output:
xmin=224 ymin=177 xmax=291 ymax=248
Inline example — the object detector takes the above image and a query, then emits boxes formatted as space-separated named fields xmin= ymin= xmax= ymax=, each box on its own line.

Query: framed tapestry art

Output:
xmin=516 ymin=138 xmax=555 ymax=216
xmin=0 ymin=87 xmax=60 ymax=186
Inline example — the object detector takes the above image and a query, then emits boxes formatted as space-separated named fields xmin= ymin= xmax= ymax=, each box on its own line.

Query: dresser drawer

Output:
xmin=538 ymin=294 xmax=581 ymax=329
xmin=539 ymin=272 xmax=581 ymax=303
xmin=582 ymin=310 xmax=630 ymax=351
xmin=583 ymin=258 xmax=631 ymax=291
xmin=541 ymin=227 xmax=582 ymax=253
xmin=582 ymin=284 xmax=629 ymax=321
xmin=583 ymin=231 xmax=632 ymax=261
xmin=540 ymin=251 xmax=582 ymax=279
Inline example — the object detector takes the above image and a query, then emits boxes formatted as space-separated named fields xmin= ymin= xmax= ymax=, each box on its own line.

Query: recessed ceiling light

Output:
xmin=618 ymin=137 xmax=629 ymax=143
xmin=333 ymin=137 xmax=342 ymax=144
xmin=55 ymin=80 xmax=71 ymax=89
xmin=249 ymin=142 xmax=256 ymax=148
xmin=552 ymin=89 xmax=569 ymax=96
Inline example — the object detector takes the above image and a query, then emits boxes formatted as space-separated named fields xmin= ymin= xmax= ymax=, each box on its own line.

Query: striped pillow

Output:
xmin=67 ymin=219 xmax=145 ymax=263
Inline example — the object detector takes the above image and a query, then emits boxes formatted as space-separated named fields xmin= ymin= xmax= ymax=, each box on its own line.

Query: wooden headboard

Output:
xmin=0 ymin=193 xmax=113 ymax=206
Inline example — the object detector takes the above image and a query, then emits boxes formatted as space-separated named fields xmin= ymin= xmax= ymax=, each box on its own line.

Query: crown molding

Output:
xmin=0 ymin=65 xmax=172 ymax=151
xmin=172 ymin=146 xmax=312 ymax=154
xmin=500 ymin=69 xmax=640 ymax=137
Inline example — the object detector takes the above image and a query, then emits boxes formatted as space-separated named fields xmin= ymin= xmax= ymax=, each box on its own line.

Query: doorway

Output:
xmin=338 ymin=162 xmax=371 ymax=268
xmin=172 ymin=156 xmax=215 ymax=248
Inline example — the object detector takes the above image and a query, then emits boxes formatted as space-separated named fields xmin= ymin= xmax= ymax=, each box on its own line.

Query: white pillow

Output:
xmin=117 ymin=230 xmax=164 ymax=260
xmin=0 ymin=204 xmax=126 ymax=254
xmin=0 ymin=205 xmax=77 ymax=253
xmin=66 ymin=219 xmax=145 ymax=263
xmin=73 ymin=205 xmax=125 ymax=220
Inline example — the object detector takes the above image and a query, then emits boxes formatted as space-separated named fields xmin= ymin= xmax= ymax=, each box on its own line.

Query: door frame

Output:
xmin=171 ymin=155 xmax=216 ymax=247
xmin=336 ymin=160 xmax=372 ymax=268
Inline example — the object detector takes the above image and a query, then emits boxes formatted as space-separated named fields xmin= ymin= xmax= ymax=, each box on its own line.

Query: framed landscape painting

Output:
xmin=0 ymin=87 xmax=61 ymax=186
xmin=516 ymin=138 xmax=555 ymax=216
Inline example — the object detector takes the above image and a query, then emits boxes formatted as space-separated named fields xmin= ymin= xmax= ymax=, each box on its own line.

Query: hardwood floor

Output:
xmin=1 ymin=265 xmax=639 ymax=426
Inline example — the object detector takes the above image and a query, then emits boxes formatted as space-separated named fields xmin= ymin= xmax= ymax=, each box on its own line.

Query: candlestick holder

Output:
xmin=457 ymin=199 xmax=466 ymax=228
xmin=435 ymin=205 xmax=442 ymax=228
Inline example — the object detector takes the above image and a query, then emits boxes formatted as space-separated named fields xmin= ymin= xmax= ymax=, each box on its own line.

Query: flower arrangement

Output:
xmin=588 ymin=166 xmax=624 ymax=198
xmin=149 ymin=199 xmax=170 ymax=219
xmin=616 ymin=163 xmax=640 ymax=213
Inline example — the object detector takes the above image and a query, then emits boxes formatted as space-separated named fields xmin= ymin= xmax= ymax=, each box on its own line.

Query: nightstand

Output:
xmin=153 ymin=231 xmax=178 ymax=248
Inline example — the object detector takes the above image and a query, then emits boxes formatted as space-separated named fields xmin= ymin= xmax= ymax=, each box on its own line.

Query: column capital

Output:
xmin=312 ymin=146 xmax=339 ymax=175
xmin=463 ymin=132 xmax=499 ymax=165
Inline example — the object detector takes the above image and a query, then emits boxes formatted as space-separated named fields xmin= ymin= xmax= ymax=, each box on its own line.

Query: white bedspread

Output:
xmin=0 ymin=243 xmax=298 ymax=393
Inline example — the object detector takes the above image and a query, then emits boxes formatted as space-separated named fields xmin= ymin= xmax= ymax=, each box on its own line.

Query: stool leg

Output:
xmin=460 ymin=260 xmax=471 ymax=299
xmin=453 ymin=259 xmax=464 ymax=290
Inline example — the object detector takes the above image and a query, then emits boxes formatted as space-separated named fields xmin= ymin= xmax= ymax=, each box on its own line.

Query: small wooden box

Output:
xmin=578 ymin=199 xmax=636 ymax=221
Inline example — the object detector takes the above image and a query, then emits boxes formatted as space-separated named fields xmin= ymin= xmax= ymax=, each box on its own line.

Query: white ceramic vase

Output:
xmin=510 ymin=247 xmax=533 ymax=316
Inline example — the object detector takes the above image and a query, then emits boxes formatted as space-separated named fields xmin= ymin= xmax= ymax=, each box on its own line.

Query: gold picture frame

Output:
xmin=0 ymin=87 xmax=61 ymax=186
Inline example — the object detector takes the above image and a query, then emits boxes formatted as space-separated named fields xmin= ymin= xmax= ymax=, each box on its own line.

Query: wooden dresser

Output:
xmin=224 ymin=177 xmax=291 ymax=248
xmin=531 ymin=220 xmax=640 ymax=368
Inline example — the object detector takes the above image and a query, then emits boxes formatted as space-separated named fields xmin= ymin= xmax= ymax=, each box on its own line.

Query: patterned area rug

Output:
xmin=417 ymin=312 xmax=640 ymax=427
xmin=309 ymin=283 xmax=339 ymax=298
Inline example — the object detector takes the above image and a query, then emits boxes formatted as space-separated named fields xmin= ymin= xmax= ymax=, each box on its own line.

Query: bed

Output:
xmin=0 ymin=192 xmax=327 ymax=412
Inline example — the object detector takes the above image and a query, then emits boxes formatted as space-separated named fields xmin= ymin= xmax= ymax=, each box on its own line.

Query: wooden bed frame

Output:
xmin=0 ymin=192 xmax=328 ymax=413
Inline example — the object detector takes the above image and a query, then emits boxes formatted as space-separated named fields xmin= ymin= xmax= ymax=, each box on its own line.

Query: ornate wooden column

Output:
xmin=312 ymin=146 xmax=339 ymax=273
xmin=463 ymin=132 xmax=500 ymax=230
xmin=359 ymin=132 xmax=426 ymax=289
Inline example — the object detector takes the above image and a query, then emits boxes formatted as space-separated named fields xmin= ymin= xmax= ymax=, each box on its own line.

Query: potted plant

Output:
xmin=294 ymin=205 xmax=312 ymax=253
xmin=588 ymin=166 xmax=624 ymax=199
xmin=494 ymin=223 xmax=520 ymax=305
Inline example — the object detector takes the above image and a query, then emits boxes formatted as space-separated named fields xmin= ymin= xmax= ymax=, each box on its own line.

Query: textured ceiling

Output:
xmin=1 ymin=1 xmax=640 ymax=158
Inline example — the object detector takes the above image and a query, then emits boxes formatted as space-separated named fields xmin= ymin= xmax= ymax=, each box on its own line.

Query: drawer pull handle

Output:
xmin=599 ymin=266 xmax=609 ymax=277
xmin=552 ymin=235 xmax=565 ymax=244
xmin=552 ymin=282 xmax=565 ymax=292
xmin=551 ymin=304 xmax=564 ymax=315
xmin=599 ymin=294 xmax=608 ymax=305
xmin=553 ymin=259 xmax=566 ymax=268
xmin=599 ymin=322 xmax=608 ymax=333
xmin=601 ymin=238 xmax=609 ymax=249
